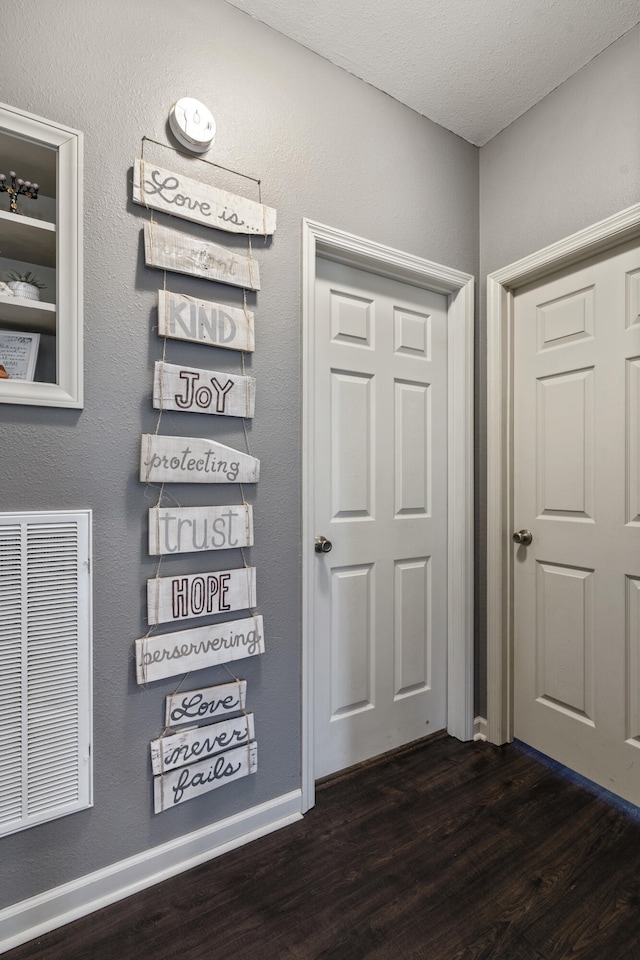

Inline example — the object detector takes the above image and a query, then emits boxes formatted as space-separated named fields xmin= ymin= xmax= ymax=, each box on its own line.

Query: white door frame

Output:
xmin=486 ymin=201 xmax=640 ymax=746
xmin=302 ymin=219 xmax=475 ymax=812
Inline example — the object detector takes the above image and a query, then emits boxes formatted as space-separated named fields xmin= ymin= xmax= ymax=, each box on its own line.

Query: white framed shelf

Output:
xmin=0 ymin=292 xmax=56 ymax=334
xmin=0 ymin=209 xmax=56 ymax=267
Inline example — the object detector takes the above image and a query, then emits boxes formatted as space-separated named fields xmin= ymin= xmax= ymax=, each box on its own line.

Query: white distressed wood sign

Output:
xmin=147 ymin=566 xmax=256 ymax=625
xmin=154 ymin=742 xmax=258 ymax=813
xmin=134 ymin=160 xmax=276 ymax=236
xmin=136 ymin=614 xmax=265 ymax=684
xmin=158 ymin=290 xmax=255 ymax=353
xmin=148 ymin=504 xmax=254 ymax=556
xmin=150 ymin=714 xmax=255 ymax=774
xmin=144 ymin=222 xmax=260 ymax=290
xmin=153 ymin=361 xmax=255 ymax=419
xmin=165 ymin=680 xmax=247 ymax=728
xmin=140 ymin=434 xmax=260 ymax=484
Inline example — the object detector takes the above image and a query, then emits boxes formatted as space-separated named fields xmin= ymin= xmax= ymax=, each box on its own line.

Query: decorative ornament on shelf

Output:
xmin=0 ymin=170 xmax=39 ymax=214
xmin=6 ymin=271 xmax=46 ymax=301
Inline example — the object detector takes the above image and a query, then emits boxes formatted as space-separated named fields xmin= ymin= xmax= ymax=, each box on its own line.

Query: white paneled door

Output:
xmin=513 ymin=239 xmax=640 ymax=804
xmin=313 ymin=257 xmax=448 ymax=779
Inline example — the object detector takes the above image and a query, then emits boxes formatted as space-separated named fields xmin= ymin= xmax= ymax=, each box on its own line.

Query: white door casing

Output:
xmin=487 ymin=201 xmax=640 ymax=749
xmin=302 ymin=219 xmax=474 ymax=811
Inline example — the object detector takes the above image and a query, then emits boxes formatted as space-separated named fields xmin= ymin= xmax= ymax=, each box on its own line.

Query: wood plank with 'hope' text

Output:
xmin=144 ymin=222 xmax=260 ymax=290
xmin=147 ymin=566 xmax=256 ymax=625
xmin=150 ymin=713 xmax=255 ymax=774
xmin=154 ymin=742 xmax=258 ymax=813
xmin=165 ymin=679 xmax=247 ymax=728
xmin=136 ymin=615 xmax=265 ymax=684
xmin=140 ymin=434 xmax=260 ymax=484
xmin=134 ymin=159 xmax=276 ymax=236
xmin=153 ymin=361 xmax=255 ymax=418
xmin=158 ymin=290 xmax=255 ymax=353
xmin=148 ymin=504 xmax=254 ymax=556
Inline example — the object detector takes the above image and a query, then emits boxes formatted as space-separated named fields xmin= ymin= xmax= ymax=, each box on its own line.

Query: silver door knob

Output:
xmin=315 ymin=536 xmax=332 ymax=554
xmin=512 ymin=529 xmax=533 ymax=546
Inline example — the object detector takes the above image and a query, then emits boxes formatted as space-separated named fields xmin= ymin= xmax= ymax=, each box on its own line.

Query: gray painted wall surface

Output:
xmin=0 ymin=0 xmax=478 ymax=910
xmin=476 ymin=25 xmax=640 ymax=715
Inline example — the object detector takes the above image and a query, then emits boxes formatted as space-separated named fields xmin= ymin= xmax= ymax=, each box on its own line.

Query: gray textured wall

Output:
xmin=0 ymin=0 xmax=478 ymax=909
xmin=476 ymin=25 xmax=640 ymax=715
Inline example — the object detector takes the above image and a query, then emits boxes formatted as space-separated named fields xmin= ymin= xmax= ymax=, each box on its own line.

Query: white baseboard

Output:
xmin=0 ymin=790 xmax=303 ymax=955
xmin=474 ymin=716 xmax=488 ymax=741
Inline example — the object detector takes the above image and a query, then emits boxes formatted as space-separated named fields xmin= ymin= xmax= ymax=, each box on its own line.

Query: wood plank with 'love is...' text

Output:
xmin=158 ymin=290 xmax=255 ymax=353
xmin=140 ymin=434 xmax=260 ymax=484
xmin=134 ymin=159 xmax=276 ymax=236
xmin=144 ymin=222 xmax=260 ymax=290
xmin=154 ymin=742 xmax=258 ymax=813
xmin=151 ymin=714 xmax=255 ymax=774
xmin=148 ymin=504 xmax=254 ymax=556
xmin=147 ymin=566 xmax=256 ymax=625
xmin=153 ymin=361 xmax=255 ymax=418
xmin=165 ymin=680 xmax=247 ymax=728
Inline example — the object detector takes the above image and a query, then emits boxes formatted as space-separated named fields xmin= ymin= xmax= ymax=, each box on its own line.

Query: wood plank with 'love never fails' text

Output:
xmin=136 ymin=615 xmax=265 ymax=684
xmin=153 ymin=361 xmax=255 ymax=418
xmin=147 ymin=566 xmax=256 ymax=625
xmin=144 ymin=222 xmax=260 ymax=290
xmin=165 ymin=680 xmax=247 ymax=728
xmin=140 ymin=434 xmax=260 ymax=484
xmin=150 ymin=713 xmax=255 ymax=774
xmin=158 ymin=290 xmax=255 ymax=353
xmin=134 ymin=159 xmax=276 ymax=236
xmin=154 ymin=742 xmax=258 ymax=813
xmin=148 ymin=504 xmax=254 ymax=556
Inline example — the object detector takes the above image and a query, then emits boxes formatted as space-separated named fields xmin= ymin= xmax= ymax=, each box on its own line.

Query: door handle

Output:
xmin=512 ymin=529 xmax=533 ymax=546
xmin=315 ymin=536 xmax=333 ymax=554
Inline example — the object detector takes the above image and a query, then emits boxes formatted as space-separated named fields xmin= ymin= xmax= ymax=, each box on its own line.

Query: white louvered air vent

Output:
xmin=0 ymin=511 xmax=92 ymax=837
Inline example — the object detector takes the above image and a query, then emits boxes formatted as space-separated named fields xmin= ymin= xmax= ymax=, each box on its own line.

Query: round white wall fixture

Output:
xmin=168 ymin=98 xmax=216 ymax=154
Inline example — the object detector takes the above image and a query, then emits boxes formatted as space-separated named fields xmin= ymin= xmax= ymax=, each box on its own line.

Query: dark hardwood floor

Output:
xmin=6 ymin=732 xmax=640 ymax=960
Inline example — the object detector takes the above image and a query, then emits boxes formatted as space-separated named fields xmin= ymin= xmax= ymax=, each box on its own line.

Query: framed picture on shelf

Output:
xmin=0 ymin=328 xmax=40 ymax=380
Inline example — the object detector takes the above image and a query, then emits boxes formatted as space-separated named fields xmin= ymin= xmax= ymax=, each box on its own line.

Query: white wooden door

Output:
xmin=313 ymin=257 xmax=448 ymax=779
xmin=513 ymin=239 xmax=640 ymax=804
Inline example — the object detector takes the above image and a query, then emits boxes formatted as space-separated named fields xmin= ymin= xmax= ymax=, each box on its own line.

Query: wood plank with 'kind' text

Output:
xmin=136 ymin=615 xmax=265 ymax=683
xmin=150 ymin=713 xmax=255 ymax=774
xmin=134 ymin=160 xmax=276 ymax=236
xmin=153 ymin=361 xmax=256 ymax=418
xmin=165 ymin=680 xmax=247 ymax=728
xmin=144 ymin=222 xmax=260 ymax=290
xmin=147 ymin=566 xmax=256 ymax=625
xmin=154 ymin=742 xmax=258 ymax=813
xmin=158 ymin=290 xmax=255 ymax=353
xmin=148 ymin=504 xmax=254 ymax=556
xmin=140 ymin=434 xmax=260 ymax=484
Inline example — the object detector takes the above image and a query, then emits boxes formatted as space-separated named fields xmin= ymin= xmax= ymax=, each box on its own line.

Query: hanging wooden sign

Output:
xmin=153 ymin=361 xmax=256 ymax=418
xmin=154 ymin=742 xmax=258 ymax=813
xmin=140 ymin=434 xmax=260 ymax=484
xmin=165 ymin=679 xmax=247 ymax=728
xmin=136 ymin=614 xmax=265 ymax=684
xmin=144 ymin=222 xmax=260 ymax=290
xmin=133 ymin=160 xmax=277 ymax=236
xmin=147 ymin=565 xmax=256 ymax=625
xmin=158 ymin=290 xmax=255 ymax=353
xmin=148 ymin=504 xmax=254 ymax=556
xmin=150 ymin=713 xmax=255 ymax=774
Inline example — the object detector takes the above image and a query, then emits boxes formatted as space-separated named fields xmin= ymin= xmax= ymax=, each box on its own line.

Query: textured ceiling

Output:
xmin=224 ymin=0 xmax=640 ymax=145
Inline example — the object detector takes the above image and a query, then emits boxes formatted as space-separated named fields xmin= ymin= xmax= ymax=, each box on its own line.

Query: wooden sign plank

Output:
xmin=154 ymin=742 xmax=258 ymax=813
xmin=147 ymin=566 xmax=256 ymax=625
xmin=158 ymin=290 xmax=255 ymax=353
xmin=136 ymin=614 xmax=265 ymax=684
xmin=150 ymin=714 xmax=255 ymax=774
xmin=140 ymin=434 xmax=260 ymax=484
xmin=148 ymin=504 xmax=254 ymax=556
xmin=153 ymin=361 xmax=255 ymax=418
xmin=134 ymin=159 xmax=276 ymax=236
xmin=144 ymin=222 xmax=260 ymax=290
xmin=165 ymin=680 xmax=247 ymax=728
